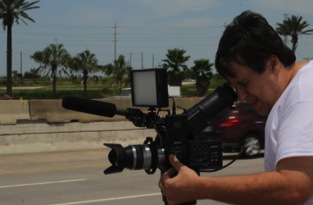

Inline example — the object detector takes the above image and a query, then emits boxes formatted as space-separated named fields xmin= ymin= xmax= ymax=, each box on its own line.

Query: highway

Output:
xmin=0 ymin=149 xmax=264 ymax=205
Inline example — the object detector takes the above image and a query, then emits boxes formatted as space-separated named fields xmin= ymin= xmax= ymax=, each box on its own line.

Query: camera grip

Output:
xmin=161 ymin=170 xmax=197 ymax=205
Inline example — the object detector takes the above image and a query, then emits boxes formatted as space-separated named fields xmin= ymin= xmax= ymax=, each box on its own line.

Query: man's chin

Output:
xmin=255 ymin=106 xmax=270 ymax=116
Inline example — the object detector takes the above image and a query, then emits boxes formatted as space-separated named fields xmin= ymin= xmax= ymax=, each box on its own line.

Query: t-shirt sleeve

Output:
xmin=276 ymin=101 xmax=313 ymax=166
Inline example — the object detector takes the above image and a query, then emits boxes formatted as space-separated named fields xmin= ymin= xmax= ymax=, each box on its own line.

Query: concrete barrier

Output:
xmin=28 ymin=98 xmax=132 ymax=123
xmin=0 ymin=97 xmax=202 ymax=155
xmin=0 ymin=121 xmax=156 ymax=154
xmin=0 ymin=100 xmax=30 ymax=125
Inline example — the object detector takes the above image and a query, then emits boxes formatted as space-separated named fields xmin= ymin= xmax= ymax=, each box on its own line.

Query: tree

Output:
xmin=0 ymin=0 xmax=39 ymax=97
xmin=30 ymin=50 xmax=48 ymax=75
xmin=99 ymin=63 xmax=114 ymax=76
xmin=114 ymin=55 xmax=131 ymax=95
xmin=191 ymin=59 xmax=213 ymax=96
xmin=73 ymin=50 xmax=98 ymax=93
xmin=101 ymin=55 xmax=131 ymax=95
xmin=162 ymin=48 xmax=190 ymax=86
xmin=31 ymin=44 xmax=69 ymax=95
xmin=24 ymin=68 xmax=40 ymax=78
xmin=276 ymin=15 xmax=313 ymax=53
xmin=45 ymin=44 xmax=69 ymax=95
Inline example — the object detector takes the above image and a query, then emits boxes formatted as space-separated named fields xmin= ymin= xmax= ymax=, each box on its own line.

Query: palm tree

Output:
xmin=191 ymin=59 xmax=213 ymax=96
xmin=30 ymin=50 xmax=48 ymax=75
xmin=99 ymin=63 xmax=114 ymax=76
xmin=31 ymin=44 xmax=69 ymax=95
xmin=276 ymin=15 xmax=313 ymax=53
xmin=114 ymin=55 xmax=131 ymax=95
xmin=100 ymin=55 xmax=131 ymax=95
xmin=162 ymin=48 xmax=190 ymax=86
xmin=73 ymin=50 xmax=98 ymax=93
xmin=0 ymin=0 xmax=39 ymax=97
xmin=46 ymin=44 xmax=69 ymax=95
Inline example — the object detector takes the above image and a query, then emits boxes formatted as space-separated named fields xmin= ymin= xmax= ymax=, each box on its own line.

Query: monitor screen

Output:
xmin=131 ymin=69 xmax=168 ymax=108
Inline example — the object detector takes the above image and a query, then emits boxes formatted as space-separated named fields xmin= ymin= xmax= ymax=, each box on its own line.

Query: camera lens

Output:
xmin=104 ymin=143 xmax=165 ymax=174
xmin=107 ymin=144 xmax=155 ymax=170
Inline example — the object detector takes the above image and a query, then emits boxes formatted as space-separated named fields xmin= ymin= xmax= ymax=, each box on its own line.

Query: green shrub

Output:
xmin=3 ymin=75 xmax=227 ymax=99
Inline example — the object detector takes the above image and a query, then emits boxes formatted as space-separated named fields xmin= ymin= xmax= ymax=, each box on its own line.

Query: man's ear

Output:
xmin=267 ymin=55 xmax=280 ymax=74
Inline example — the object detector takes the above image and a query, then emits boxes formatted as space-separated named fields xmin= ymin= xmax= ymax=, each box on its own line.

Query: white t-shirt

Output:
xmin=264 ymin=60 xmax=313 ymax=204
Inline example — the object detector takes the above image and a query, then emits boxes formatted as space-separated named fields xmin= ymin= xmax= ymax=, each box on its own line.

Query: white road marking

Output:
xmin=0 ymin=179 xmax=86 ymax=189
xmin=49 ymin=193 xmax=162 ymax=205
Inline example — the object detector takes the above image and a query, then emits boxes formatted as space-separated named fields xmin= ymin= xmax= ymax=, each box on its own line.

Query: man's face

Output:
xmin=226 ymin=61 xmax=278 ymax=116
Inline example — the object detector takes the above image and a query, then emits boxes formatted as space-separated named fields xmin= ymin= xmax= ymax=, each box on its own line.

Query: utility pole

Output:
xmin=20 ymin=51 xmax=23 ymax=75
xmin=112 ymin=23 xmax=118 ymax=63
xmin=141 ymin=52 xmax=144 ymax=69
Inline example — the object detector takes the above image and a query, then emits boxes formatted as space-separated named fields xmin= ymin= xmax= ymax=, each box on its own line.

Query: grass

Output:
xmin=0 ymin=77 xmax=226 ymax=100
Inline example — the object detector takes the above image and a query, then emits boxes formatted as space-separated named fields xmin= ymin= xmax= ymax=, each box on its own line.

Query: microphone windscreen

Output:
xmin=62 ymin=97 xmax=117 ymax=118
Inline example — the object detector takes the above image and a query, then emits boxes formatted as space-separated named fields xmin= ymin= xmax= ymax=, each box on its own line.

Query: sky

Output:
xmin=0 ymin=0 xmax=313 ymax=76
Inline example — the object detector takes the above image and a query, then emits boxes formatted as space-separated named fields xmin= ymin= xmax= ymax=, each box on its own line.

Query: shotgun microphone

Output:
xmin=62 ymin=97 xmax=129 ymax=117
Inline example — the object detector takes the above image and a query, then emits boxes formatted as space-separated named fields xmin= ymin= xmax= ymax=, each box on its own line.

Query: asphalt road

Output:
xmin=0 ymin=149 xmax=264 ymax=205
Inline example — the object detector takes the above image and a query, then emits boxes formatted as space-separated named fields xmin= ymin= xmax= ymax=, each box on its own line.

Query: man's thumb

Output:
xmin=169 ymin=154 xmax=184 ymax=171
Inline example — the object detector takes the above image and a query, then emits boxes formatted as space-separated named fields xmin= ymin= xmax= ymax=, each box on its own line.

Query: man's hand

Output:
xmin=159 ymin=154 xmax=200 ymax=205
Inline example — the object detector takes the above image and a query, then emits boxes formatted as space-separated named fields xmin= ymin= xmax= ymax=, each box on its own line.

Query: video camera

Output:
xmin=62 ymin=68 xmax=237 ymax=204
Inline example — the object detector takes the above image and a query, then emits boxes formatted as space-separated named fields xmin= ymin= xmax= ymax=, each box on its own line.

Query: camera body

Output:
xmin=104 ymin=112 xmax=223 ymax=175
xmin=102 ymin=69 xmax=236 ymax=175
xmin=62 ymin=68 xmax=236 ymax=175
xmin=62 ymin=68 xmax=237 ymax=205
xmin=163 ymin=114 xmax=222 ymax=171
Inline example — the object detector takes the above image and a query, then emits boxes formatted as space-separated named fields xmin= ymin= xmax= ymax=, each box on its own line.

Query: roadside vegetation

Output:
xmin=0 ymin=73 xmax=227 ymax=100
xmin=0 ymin=1 xmax=312 ymax=100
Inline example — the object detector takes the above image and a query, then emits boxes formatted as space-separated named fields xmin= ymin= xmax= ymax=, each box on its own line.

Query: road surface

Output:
xmin=0 ymin=149 xmax=264 ymax=205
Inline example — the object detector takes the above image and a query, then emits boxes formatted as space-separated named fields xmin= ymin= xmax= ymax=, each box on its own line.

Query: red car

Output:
xmin=197 ymin=102 xmax=267 ymax=158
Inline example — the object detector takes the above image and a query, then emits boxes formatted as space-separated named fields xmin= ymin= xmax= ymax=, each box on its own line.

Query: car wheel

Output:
xmin=241 ymin=134 xmax=261 ymax=158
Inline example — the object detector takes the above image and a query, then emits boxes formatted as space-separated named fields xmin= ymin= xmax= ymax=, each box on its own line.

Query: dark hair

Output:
xmin=215 ymin=11 xmax=296 ymax=78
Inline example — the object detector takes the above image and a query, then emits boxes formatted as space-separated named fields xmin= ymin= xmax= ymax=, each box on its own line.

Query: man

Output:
xmin=159 ymin=11 xmax=313 ymax=205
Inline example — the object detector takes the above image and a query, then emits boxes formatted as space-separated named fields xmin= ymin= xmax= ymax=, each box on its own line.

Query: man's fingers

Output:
xmin=169 ymin=154 xmax=184 ymax=171
xmin=159 ymin=155 xmax=185 ymax=190
xmin=159 ymin=167 xmax=175 ymax=188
